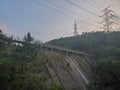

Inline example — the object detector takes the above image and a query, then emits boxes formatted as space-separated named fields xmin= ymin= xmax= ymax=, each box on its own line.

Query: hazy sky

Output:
xmin=0 ymin=0 xmax=120 ymax=42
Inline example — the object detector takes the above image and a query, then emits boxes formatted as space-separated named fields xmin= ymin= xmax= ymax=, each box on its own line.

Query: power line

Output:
xmin=32 ymin=0 xmax=75 ymax=19
xmin=65 ymin=0 xmax=99 ymax=16
xmin=81 ymin=0 xmax=102 ymax=10
xmin=44 ymin=0 xmax=99 ymax=25
xmin=88 ymin=0 xmax=104 ymax=7
xmin=45 ymin=0 xmax=89 ymax=20
xmin=32 ymin=0 xmax=99 ymax=28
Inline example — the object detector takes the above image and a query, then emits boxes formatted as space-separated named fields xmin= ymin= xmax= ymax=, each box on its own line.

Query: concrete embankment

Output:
xmin=39 ymin=51 xmax=94 ymax=90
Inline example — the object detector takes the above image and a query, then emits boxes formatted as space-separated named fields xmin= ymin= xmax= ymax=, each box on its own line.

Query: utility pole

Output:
xmin=73 ymin=22 xmax=78 ymax=36
xmin=100 ymin=6 xmax=118 ymax=32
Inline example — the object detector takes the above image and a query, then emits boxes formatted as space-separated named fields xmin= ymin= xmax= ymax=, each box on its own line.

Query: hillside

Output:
xmin=48 ymin=31 xmax=120 ymax=60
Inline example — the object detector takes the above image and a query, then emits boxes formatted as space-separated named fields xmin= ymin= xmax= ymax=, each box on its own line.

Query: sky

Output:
xmin=0 ymin=0 xmax=120 ymax=42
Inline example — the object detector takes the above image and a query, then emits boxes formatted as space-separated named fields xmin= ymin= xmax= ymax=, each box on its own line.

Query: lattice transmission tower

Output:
xmin=73 ymin=22 xmax=78 ymax=36
xmin=100 ymin=6 xmax=119 ymax=32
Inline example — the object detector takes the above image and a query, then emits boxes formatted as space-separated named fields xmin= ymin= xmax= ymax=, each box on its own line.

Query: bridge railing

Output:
xmin=1 ymin=33 xmax=89 ymax=56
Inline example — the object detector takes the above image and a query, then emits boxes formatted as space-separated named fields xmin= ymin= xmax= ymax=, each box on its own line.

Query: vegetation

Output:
xmin=48 ymin=31 xmax=120 ymax=90
xmin=1 ymin=30 xmax=120 ymax=90
xmin=0 ymin=32 xmax=64 ymax=90
xmin=48 ymin=31 xmax=120 ymax=60
xmin=88 ymin=58 xmax=120 ymax=90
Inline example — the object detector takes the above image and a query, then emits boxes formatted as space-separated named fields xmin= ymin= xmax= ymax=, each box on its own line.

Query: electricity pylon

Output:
xmin=73 ymin=22 xmax=78 ymax=36
xmin=100 ymin=6 xmax=117 ymax=32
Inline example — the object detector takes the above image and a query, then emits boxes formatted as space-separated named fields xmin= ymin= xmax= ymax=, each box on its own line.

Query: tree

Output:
xmin=88 ymin=58 xmax=120 ymax=90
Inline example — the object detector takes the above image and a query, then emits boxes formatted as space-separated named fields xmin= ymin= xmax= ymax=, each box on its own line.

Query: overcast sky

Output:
xmin=0 ymin=0 xmax=120 ymax=42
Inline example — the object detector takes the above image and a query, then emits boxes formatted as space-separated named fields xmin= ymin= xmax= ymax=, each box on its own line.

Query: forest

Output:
xmin=48 ymin=31 xmax=120 ymax=60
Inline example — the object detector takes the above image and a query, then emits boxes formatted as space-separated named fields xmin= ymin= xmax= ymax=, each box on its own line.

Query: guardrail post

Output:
xmin=66 ymin=51 xmax=68 ymax=57
xmin=51 ymin=45 xmax=53 ymax=52
xmin=41 ymin=43 xmax=42 ymax=50
xmin=59 ymin=49 xmax=61 ymax=54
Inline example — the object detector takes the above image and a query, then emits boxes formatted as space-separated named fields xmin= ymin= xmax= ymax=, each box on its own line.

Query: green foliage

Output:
xmin=49 ymin=82 xmax=64 ymax=90
xmin=0 ymin=34 xmax=63 ymax=90
xmin=48 ymin=31 xmax=120 ymax=90
xmin=88 ymin=58 xmax=120 ymax=90
xmin=48 ymin=31 xmax=120 ymax=60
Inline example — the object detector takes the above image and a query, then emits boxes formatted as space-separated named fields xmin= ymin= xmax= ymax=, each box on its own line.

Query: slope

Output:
xmin=47 ymin=31 xmax=120 ymax=60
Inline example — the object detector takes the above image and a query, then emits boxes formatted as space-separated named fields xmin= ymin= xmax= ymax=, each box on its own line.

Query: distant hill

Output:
xmin=47 ymin=31 xmax=120 ymax=60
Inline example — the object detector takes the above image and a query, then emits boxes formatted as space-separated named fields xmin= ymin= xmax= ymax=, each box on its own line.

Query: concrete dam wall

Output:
xmin=40 ymin=51 xmax=94 ymax=90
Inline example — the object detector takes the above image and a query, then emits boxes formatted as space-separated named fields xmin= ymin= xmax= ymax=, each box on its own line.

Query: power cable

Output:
xmin=81 ymin=0 xmax=102 ymax=10
xmin=45 ymin=0 xmax=90 ymax=19
xmin=88 ymin=0 xmax=104 ymax=7
xmin=32 ymin=0 xmax=75 ymax=19
xmin=33 ymin=0 xmax=101 ymax=34
xmin=46 ymin=0 xmax=101 ymax=24
xmin=32 ymin=0 xmax=99 ymax=28
xmin=65 ymin=0 xmax=99 ymax=16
